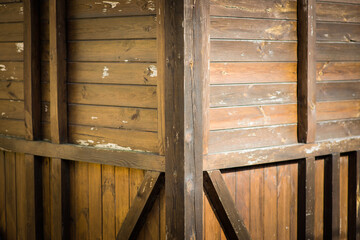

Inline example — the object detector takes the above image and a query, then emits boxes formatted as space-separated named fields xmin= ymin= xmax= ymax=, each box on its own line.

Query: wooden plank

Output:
xmin=316 ymin=2 xmax=360 ymax=23
xmin=211 ymin=41 xmax=297 ymax=62
xmin=69 ymin=124 xmax=159 ymax=153
xmin=210 ymin=83 xmax=297 ymax=107
xmin=115 ymin=167 xmax=129 ymax=237
xmin=0 ymin=22 xmax=23 ymax=41
xmin=4 ymin=152 xmax=16 ymax=240
xmin=49 ymin=158 xmax=63 ymax=240
xmin=298 ymin=157 xmax=315 ymax=240
xmin=0 ymin=118 xmax=25 ymax=137
xmin=42 ymin=157 xmax=51 ymax=240
xmin=319 ymin=0 xmax=360 ymax=3
xmin=317 ymin=43 xmax=360 ymax=61
xmin=164 ymin=0 xmax=208 ymax=238
xmin=316 ymin=62 xmax=360 ymax=81
xmin=289 ymin=163 xmax=298 ymax=240
xmin=204 ymin=191 xmax=221 ymax=240
xmin=74 ymin=162 xmax=89 ymax=240
xmin=117 ymin=171 xmax=164 ymax=240
xmin=102 ymin=165 xmax=116 ymax=240
xmin=208 ymin=124 xmax=297 ymax=153
xmin=0 ymin=42 xmax=23 ymax=60
xmin=340 ymin=156 xmax=348 ymax=239
xmin=317 ymin=100 xmax=360 ymax=121
xmin=68 ymin=16 xmax=157 ymax=40
xmin=68 ymin=62 xmax=158 ymax=85
xmin=204 ymin=170 xmax=251 ymax=240
xmin=210 ymin=0 xmax=297 ymax=19
xmin=0 ymin=81 xmax=24 ymax=100
xmin=68 ymin=40 xmax=157 ymax=62
xmin=0 ymin=135 xmax=165 ymax=171
xmin=209 ymin=104 xmax=297 ymax=130
xmin=210 ymin=18 xmax=297 ymax=40
xmin=0 ymin=62 xmax=23 ymax=81
xmin=0 ymin=2 xmax=23 ymax=22
xmin=314 ymin=159 xmax=324 ymax=239
xmin=249 ymin=167 xmax=264 ymax=239
xmin=88 ymin=163 xmax=102 ymax=240
xmin=317 ymin=82 xmax=360 ymax=102
xmin=67 ymin=0 xmax=156 ymax=19
xmin=324 ymin=153 xmax=341 ymax=239
xmin=221 ymin=171 xmax=236 ymax=239
xmin=297 ymin=0 xmax=316 ymax=143
xmin=348 ymin=151 xmax=360 ymax=240
xmin=68 ymin=84 xmax=158 ymax=108
xmin=235 ymin=169 xmax=250 ymax=231
xmin=264 ymin=165 xmax=277 ymax=240
xmin=317 ymin=119 xmax=360 ymax=141
xmin=0 ymin=99 xmax=24 ymax=119
xmin=317 ymin=22 xmax=360 ymax=42
xmin=0 ymin=151 xmax=5 ymax=236
xmin=16 ymin=153 xmax=27 ymax=240
xmin=210 ymin=62 xmax=297 ymax=84
xmin=277 ymin=164 xmax=291 ymax=239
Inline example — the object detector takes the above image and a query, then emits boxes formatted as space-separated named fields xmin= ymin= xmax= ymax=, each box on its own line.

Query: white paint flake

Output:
xmin=15 ymin=43 xmax=24 ymax=53
xmin=102 ymin=1 xmax=119 ymax=8
xmin=91 ymin=116 xmax=98 ymax=120
xmin=44 ymin=104 xmax=49 ymax=113
xmin=0 ymin=65 xmax=6 ymax=71
xmin=148 ymin=65 xmax=157 ymax=77
xmin=19 ymin=6 xmax=23 ymax=15
xmin=1 ymin=112 xmax=5 ymax=116
xmin=95 ymin=143 xmax=133 ymax=151
xmin=102 ymin=66 xmax=109 ymax=79
xmin=305 ymin=145 xmax=320 ymax=154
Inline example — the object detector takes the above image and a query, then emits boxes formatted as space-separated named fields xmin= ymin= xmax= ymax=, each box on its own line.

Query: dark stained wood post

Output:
xmin=49 ymin=0 xmax=69 ymax=239
xmin=164 ymin=0 xmax=209 ymax=238
xmin=324 ymin=153 xmax=341 ymax=240
xmin=297 ymin=0 xmax=317 ymax=143
xmin=348 ymin=151 xmax=360 ymax=240
xmin=298 ymin=157 xmax=316 ymax=240
xmin=23 ymin=0 xmax=43 ymax=239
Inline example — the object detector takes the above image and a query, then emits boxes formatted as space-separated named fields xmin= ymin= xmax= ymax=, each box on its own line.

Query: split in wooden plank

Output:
xmin=203 ymin=170 xmax=251 ymax=240
xmin=323 ymin=153 xmax=341 ymax=239
xmin=298 ymin=157 xmax=315 ymax=240
xmin=297 ymin=0 xmax=316 ymax=143
xmin=348 ymin=151 xmax=360 ymax=240
xmin=117 ymin=171 xmax=164 ymax=240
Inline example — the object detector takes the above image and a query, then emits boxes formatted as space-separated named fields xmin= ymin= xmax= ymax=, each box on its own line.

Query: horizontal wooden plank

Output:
xmin=317 ymin=100 xmax=360 ymax=121
xmin=317 ymin=43 xmax=360 ymax=61
xmin=67 ymin=0 xmax=156 ymax=19
xmin=317 ymin=62 xmax=360 ymax=81
xmin=317 ymin=2 xmax=360 ymax=23
xmin=205 ymin=136 xmax=360 ymax=170
xmin=210 ymin=18 xmax=297 ymax=40
xmin=68 ymin=84 xmax=157 ymax=108
xmin=0 ymin=135 xmax=165 ymax=171
xmin=68 ymin=62 xmax=157 ymax=85
xmin=210 ymin=62 xmax=297 ymax=84
xmin=317 ymin=81 xmax=360 ymax=101
xmin=210 ymin=0 xmax=297 ymax=20
xmin=211 ymin=41 xmax=297 ymax=62
xmin=317 ymin=119 xmax=360 ymax=141
xmin=209 ymin=104 xmax=297 ymax=130
xmin=0 ymin=99 xmax=24 ymax=119
xmin=0 ymin=42 xmax=23 ymax=60
xmin=317 ymin=22 xmax=360 ymax=42
xmin=0 ymin=62 xmax=23 ymax=80
xmin=209 ymin=124 xmax=297 ymax=153
xmin=68 ymin=16 xmax=157 ymax=40
xmin=0 ymin=81 xmax=24 ymax=100
xmin=0 ymin=119 xmax=24 ymax=137
xmin=0 ymin=1 xmax=22 ymax=3
xmin=210 ymin=83 xmax=297 ymax=107
xmin=68 ymin=40 xmax=157 ymax=62
xmin=69 ymin=125 xmax=158 ymax=153
xmin=0 ymin=3 xmax=23 ymax=22
xmin=0 ymin=22 xmax=22 ymax=41
xmin=318 ymin=0 xmax=360 ymax=4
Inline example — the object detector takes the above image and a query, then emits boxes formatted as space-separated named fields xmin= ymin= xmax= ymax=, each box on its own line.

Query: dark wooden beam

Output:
xmin=348 ymin=151 xmax=360 ymax=240
xmin=297 ymin=0 xmax=317 ymax=143
xmin=23 ymin=0 xmax=43 ymax=239
xmin=49 ymin=0 xmax=69 ymax=238
xmin=324 ymin=153 xmax=341 ymax=239
xmin=0 ymin=135 xmax=165 ymax=171
xmin=205 ymin=137 xmax=360 ymax=170
xmin=203 ymin=170 xmax=251 ymax=240
xmin=116 ymin=171 xmax=164 ymax=240
xmin=298 ymin=157 xmax=315 ymax=240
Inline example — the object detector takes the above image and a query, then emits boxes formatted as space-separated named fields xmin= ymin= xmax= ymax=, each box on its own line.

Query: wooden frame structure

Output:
xmin=0 ymin=0 xmax=359 ymax=239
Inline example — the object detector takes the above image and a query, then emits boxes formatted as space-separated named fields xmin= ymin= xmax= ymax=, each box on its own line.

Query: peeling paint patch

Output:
xmin=0 ymin=64 xmax=6 ymax=72
xmin=15 ymin=43 xmax=24 ymax=53
xmin=305 ymin=145 xmax=320 ymax=154
xmin=148 ymin=65 xmax=157 ymax=77
xmin=102 ymin=1 xmax=119 ymax=8
xmin=19 ymin=6 xmax=23 ymax=15
xmin=95 ymin=143 xmax=133 ymax=151
xmin=91 ymin=116 xmax=98 ymax=120
xmin=102 ymin=66 xmax=109 ymax=79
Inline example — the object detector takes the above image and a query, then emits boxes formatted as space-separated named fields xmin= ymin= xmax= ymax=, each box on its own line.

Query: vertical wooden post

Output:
xmin=164 ymin=0 xmax=209 ymax=238
xmin=348 ymin=151 xmax=360 ymax=240
xmin=324 ymin=153 xmax=341 ymax=239
xmin=49 ymin=0 xmax=68 ymax=239
xmin=298 ymin=157 xmax=316 ymax=240
xmin=23 ymin=0 xmax=43 ymax=239
xmin=297 ymin=0 xmax=317 ymax=143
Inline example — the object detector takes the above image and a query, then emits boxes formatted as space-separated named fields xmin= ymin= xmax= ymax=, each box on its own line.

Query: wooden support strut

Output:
xmin=348 ymin=151 xmax=360 ymax=240
xmin=116 ymin=171 xmax=164 ymax=240
xmin=203 ymin=170 xmax=251 ymax=240
xmin=297 ymin=0 xmax=317 ymax=143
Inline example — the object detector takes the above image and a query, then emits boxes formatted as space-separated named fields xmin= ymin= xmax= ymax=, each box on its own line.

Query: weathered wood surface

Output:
xmin=0 ymin=81 xmax=24 ymax=100
xmin=0 ymin=43 xmax=24 ymax=61
xmin=0 ymin=23 xmax=23 ymax=41
xmin=317 ymin=82 xmax=360 ymax=101
xmin=317 ymin=43 xmax=360 ymax=61
xmin=317 ymin=119 xmax=360 ymax=141
xmin=316 ymin=62 xmax=360 ymax=81
xmin=0 ymin=2 xmax=23 ymax=22
xmin=317 ymin=22 xmax=360 ymax=42
xmin=0 ymin=62 xmax=23 ymax=81
xmin=0 ymin=119 xmax=25 ymax=137
xmin=348 ymin=151 xmax=360 ymax=239
xmin=317 ymin=2 xmax=360 ymax=23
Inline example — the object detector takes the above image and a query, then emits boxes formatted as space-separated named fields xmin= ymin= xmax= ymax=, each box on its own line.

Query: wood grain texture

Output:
xmin=0 ymin=42 xmax=23 ymax=60
xmin=317 ymin=22 xmax=360 ymax=42
xmin=0 ymin=100 xmax=24 ymax=119
xmin=339 ymin=156 xmax=348 ymax=239
xmin=317 ymin=81 xmax=360 ymax=102
xmin=88 ymin=163 xmax=102 ymax=240
xmin=277 ymin=164 xmax=291 ymax=239
xmin=317 ymin=100 xmax=360 ymax=121
xmin=316 ymin=43 xmax=360 ymax=61
xmin=0 ymin=22 xmax=23 ymax=41
xmin=0 ymin=62 xmax=23 ymax=81
xmin=4 ymin=152 xmax=16 ymax=240
xmin=264 ymin=165 xmax=277 ymax=240
xmin=0 ymin=118 xmax=25 ymax=137
xmin=250 ymin=167 xmax=264 ymax=239
xmin=0 ymin=2 xmax=23 ymax=22
xmin=314 ymin=159 xmax=324 ymax=239
xmin=102 ymin=165 xmax=116 ymax=240
xmin=317 ymin=119 xmax=360 ymax=141
xmin=0 ymin=81 xmax=24 ymax=100
xmin=211 ymin=41 xmax=297 ymax=62
xmin=68 ymin=40 xmax=157 ymax=62
xmin=115 ymin=167 xmax=129 ymax=238
xmin=316 ymin=2 xmax=360 ymax=23
xmin=316 ymin=62 xmax=360 ymax=81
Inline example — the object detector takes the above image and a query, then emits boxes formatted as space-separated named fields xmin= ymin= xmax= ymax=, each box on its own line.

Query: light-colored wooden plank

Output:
xmin=0 ymin=22 xmax=23 ymax=41
xmin=277 ymin=164 xmax=291 ymax=240
xmin=0 ymin=99 xmax=24 ymax=119
xmin=0 ymin=118 xmax=25 ymax=137
xmin=88 ymin=163 xmax=102 ymax=240
xmin=75 ymin=162 xmax=89 ymax=240
xmin=102 ymin=165 xmax=116 ymax=240
xmin=264 ymin=166 xmax=277 ymax=240
xmin=0 ymin=2 xmax=23 ymax=22
xmin=115 ymin=167 xmax=129 ymax=235
xmin=0 ymin=42 xmax=23 ymax=61
xmin=0 ymin=81 xmax=24 ymax=100
xmin=0 ymin=62 xmax=23 ymax=81
xmin=249 ymin=168 xmax=264 ymax=239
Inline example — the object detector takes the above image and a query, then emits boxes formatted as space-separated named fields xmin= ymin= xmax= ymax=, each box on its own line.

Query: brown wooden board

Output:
xmin=0 ymin=118 xmax=25 ymax=137
xmin=317 ymin=119 xmax=360 ymax=141
xmin=316 ymin=62 xmax=360 ymax=81
xmin=316 ymin=43 xmax=360 ymax=61
xmin=317 ymin=22 xmax=360 ymax=42
xmin=317 ymin=2 xmax=360 ymax=23
xmin=314 ymin=159 xmax=324 ymax=239
xmin=0 ymin=81 xmax=24 ymax=100
xmin=317 ymin=81 xmax=360 ymax=102
xmin=0 ymin=2 xmax=23 ymax=22
xmin=0 ymin=42 xmax=23 ymax=60
xmin=0 ymin=22 xmax=23 ymax=41
xmin=348 ymin=151 xmax=360 ymax=239
xmin=317 ymin=100 xmax=360 ymax=121
xmin=0 ymin=100 xmax=24 ymax=119
xmin=4 ymin=152 xmax=16 ymax=239
xmin=0 ymin=62 xmax=23 ymax=81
